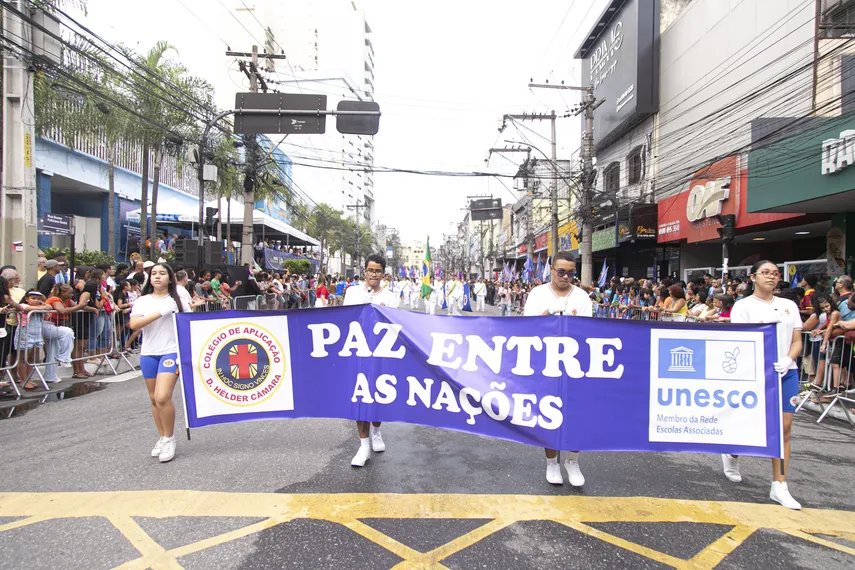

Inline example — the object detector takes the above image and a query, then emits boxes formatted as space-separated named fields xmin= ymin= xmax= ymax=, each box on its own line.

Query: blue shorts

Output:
xmin=140 ymin=353 xmax=179 ymax=378
xmin=781 ymin=368 xmax=799 ymax=413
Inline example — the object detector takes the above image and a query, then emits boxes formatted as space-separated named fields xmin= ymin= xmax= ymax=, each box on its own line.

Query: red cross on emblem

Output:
xmin=229 ymin=344 xmax=258 ymax=379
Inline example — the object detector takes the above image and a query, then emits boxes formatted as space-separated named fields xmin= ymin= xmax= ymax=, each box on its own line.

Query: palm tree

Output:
xmin=127 ymin=41 xmax=214 ymax=260
xmin=309 ymin=203 xmax=343 ymax=274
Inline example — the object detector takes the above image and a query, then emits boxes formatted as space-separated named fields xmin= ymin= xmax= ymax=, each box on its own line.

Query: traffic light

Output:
xmin=716 ymin=214 xmax=736 ymax=243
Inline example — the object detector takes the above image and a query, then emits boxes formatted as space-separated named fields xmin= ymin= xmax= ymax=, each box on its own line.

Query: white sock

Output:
xmin=360 ymin=437 xmax=370 ymax=449
xmin=164 ymin=436 xmax=174 ymax=442
xmin=546 ymin=456 xmax=558 ymax=465
xmin=373 ymin=428 xmax=381 ymax=438
xmin=565 ymin=451 xmax=579 ymax=462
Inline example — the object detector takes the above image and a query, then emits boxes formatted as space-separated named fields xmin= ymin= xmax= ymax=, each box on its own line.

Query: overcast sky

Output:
xmin=76 ymin=0 xmax=610 ymax=246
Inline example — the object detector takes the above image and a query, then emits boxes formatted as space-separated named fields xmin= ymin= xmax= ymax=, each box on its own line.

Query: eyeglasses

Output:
xmin=755 ymin=270 xmax=781 ymax=278
xmin=553 ymin=268 xmax=576 ymax=278
xmin=364 ymin=268 xmax=384 ymax=275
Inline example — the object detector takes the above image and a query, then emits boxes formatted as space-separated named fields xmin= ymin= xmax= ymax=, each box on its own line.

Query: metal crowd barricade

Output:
xmin=1 ymin=310 xmax=22 ymax=396
xmin=816 ymin=335 xmax=855 ymax=425
xmin=112 ymin=309 xmax=140 ymax=372
xmin=63 ymin=307 xmax=120 ymax=377
xmin=232 ymin=295 xmax=261 ymax=311
xmin=193 ymin=300 xmax=228 ymax=313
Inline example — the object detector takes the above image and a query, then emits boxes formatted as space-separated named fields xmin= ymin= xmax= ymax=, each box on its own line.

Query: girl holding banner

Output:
xmin=725 ymin=260 xmax=803 ymax=510
xmin=129 ymin=263 xmax=191 ymax=464
xmin=344 ymin=254 xmax=400 ymax=467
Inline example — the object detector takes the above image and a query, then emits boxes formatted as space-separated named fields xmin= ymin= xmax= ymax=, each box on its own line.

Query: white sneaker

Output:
xmin=371 ymin=430 xmax=386 ymax=452
xmin=45 ymin=378 xmax=62 ymax=384
xmin=564 ymin=458 xmax=586 ymax=487
xmin=151 ymin=437 xmax=166 ymax=457
xmin=770 ymin=481 xmax=802 ymax=510
xmin=546 ymin=462 xmax=563 ymax=485
xmin=59 ymin=361 xmax=73 ymax=368
xmin=722 ymin=454 xmax=742 ymax=483
xmin=351 ymin=443 xmax=370 ymax=467
xmin=158 ymin=438 xmax=176 ymax=463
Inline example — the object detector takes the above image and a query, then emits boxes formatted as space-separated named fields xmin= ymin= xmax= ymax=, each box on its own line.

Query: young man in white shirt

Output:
xmin=523 ymin=252 xmax=593 ymax=487
xmin=344 ymin=254 xmax=400 ymax=467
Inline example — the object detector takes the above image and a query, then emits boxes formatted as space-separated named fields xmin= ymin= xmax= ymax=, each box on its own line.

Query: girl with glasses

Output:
xmin=722 ymin=260 xmax=803 ymax=510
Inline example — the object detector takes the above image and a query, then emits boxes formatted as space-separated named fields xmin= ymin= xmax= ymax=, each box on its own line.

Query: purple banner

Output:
xmin=175 ymin=306 xmax=783 ymax=457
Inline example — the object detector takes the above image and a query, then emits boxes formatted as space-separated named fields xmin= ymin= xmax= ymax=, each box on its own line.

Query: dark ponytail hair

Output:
xmin=142 ymin=262 xmax=184 ymax=313
xmin=744 ymin=259 xmax=776 ymax=297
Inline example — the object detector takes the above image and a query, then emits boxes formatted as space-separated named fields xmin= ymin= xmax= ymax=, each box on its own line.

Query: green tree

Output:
xmin=127 ymin=41 xmax=214 ymax=260
xmin=308 ymin=203 xmax=343 ymax=274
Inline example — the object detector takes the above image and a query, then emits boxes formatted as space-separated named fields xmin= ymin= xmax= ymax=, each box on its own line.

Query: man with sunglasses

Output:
xmin=343 ymin=253 xmax=400 ymax=467
xmin=522 ymin=251 xmax=593 ymax=486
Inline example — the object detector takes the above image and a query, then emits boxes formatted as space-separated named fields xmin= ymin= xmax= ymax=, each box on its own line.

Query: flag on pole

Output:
xmin=535 ymin=258 xmax=543 ymax=282
xmin=421 ymin=237 xmax=432 ymax=298
xmin=398 ymin=266 xmax=405 ymax=278
xmin=597 ymin=258 xmax=608 ymax=289
xmin=542 ymin=256 xmax=551 ymax=282
xmin=523 ymin=255 xmax=534 ymax=283
xmin=790 ymin=270 xmax=801 ymax=289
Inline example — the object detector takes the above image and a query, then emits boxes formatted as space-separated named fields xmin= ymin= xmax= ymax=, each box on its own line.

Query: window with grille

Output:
xmin=604 ymin=162 xmax=620 ymax=195
xmin=822 ymin=0 xmax=855 ymax=38
xmin=627 ymin=147 xmax=643 ymax=185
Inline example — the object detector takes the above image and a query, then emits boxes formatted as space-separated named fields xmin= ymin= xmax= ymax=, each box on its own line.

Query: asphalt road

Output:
xmin=0 ymin=301 xmax=853 ymax=569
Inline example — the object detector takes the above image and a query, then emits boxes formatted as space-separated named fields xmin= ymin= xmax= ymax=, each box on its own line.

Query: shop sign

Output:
xmin=592 ymin=226 xmax=616 ymax=252
xmin=657 ymin=156 xmax=800 ymax=244
xmin=517 ymin=243 xmax=527 ymax=256
xmin=636 ymin=224 xmax=656 ymax=238
xmin=821 ymin=130 xmax=855 ymax=175
xmin=550 ymin=220 xmax=579 ymax=255
xmin=535 ymin=231 xmax=549 ymax=251
xmin=686 ymin=177 xmax=730 ymax=222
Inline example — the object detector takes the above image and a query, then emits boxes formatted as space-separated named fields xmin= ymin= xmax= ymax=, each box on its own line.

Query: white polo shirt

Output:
xmin=523 ymin=283 xmax=593 ymax=317
xmin=730 ymin=294 xmax=801 ymax=369
xmin=343 ymin=284 xmax=400 ymax=308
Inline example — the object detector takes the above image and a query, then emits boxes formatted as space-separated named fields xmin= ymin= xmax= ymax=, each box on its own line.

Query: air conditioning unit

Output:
xmin=31 ymin=10 xmax=62 ymax=66
xmin=203 ymin=164 xmax=218 ymax=182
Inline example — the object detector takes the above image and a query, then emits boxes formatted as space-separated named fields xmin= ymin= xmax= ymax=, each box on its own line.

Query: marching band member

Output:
xmin=343 ymin=254 xmax=400 ymax=467
xmin=523 ymin=252 xmax=593 ymax=487
xmin=409 ymin=278 xmax=420 ymax=310
xmin=424 ymin=276 xmax=437 ymax=314
xmin=474 ymin=278 xmax=487 ymax=312
xmin=447 ymin=277 xmax=463 ymax=316
xmin=722 ymin=259 xmax=803 ymax=510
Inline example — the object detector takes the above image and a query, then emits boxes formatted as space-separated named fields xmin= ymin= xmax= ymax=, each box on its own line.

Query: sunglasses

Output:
xmin=553 ymin=268 xmax=576 ymax=278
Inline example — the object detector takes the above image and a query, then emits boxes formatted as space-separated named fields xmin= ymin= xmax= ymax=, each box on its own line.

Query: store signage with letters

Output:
xmin=821 ymin=129 xmax=855 ymax=175
xmin=686 ymin=177 xmax=730 ymax=222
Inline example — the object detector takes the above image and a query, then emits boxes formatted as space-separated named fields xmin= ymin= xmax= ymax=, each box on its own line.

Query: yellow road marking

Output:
xmin=0 ymin=492 xmax=852 ymax=570
xmin=779 ymin=529 xmax=855 ymax=557
xmin=558 ymin=520 xmax=686 ymax=568
xmin=687 ymin=525 xmax=756 ymax=569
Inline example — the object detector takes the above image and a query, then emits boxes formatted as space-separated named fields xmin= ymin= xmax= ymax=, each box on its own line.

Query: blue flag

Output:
xmin=597 ymin=259 xmax=608 ymax=289
xmin=790 ymin=270 xmax=801 ymax=289
xmin=462 ymin=282 xmax=473 ymax=312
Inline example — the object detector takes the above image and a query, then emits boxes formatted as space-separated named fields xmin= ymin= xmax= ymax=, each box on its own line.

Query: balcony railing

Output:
xmin=41 ymin=125 xmax=199 ymax=196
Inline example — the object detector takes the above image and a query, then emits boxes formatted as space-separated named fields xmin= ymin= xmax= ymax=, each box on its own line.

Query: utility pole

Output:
xmin=499 ymin=112 xmax=556 ymax=260
xmin=347 ymin=200 xmax=369 ymax=272
xmin=226 ymin=46 xmax=289 ymax=266
xmin=529 ymin=82 xmax=603 ymax=285
xmin=1 ymin=2 xmax=38 ymax=284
